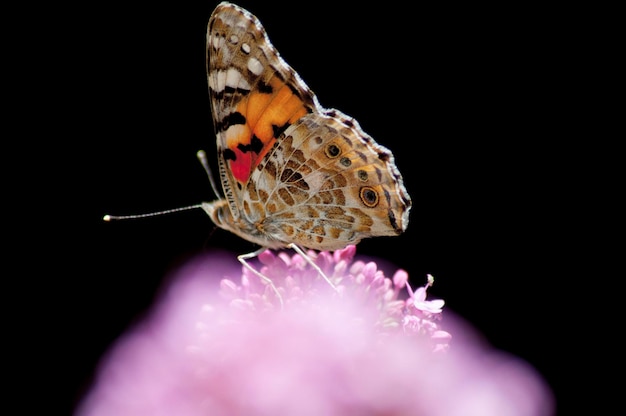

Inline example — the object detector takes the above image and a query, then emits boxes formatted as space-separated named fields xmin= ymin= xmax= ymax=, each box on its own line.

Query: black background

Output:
xmin=24 ymin=1 xmax=609 ymax=414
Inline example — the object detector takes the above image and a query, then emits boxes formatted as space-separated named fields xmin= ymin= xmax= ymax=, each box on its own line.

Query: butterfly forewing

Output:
xmin=207 ymin=4 xmax=317 ymax=211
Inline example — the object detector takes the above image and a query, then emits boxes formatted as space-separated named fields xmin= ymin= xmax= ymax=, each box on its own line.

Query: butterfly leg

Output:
xmin=287 ymin=243 xmax=338 ymax=292
xmin=238 ymin=248 xmax=284 ymax=308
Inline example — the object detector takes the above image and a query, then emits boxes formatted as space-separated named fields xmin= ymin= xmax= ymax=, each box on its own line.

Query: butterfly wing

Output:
xmin=207 ymin=3 xmax=318 ymax=219
xmin=248 ymin=110 xmax=411 ymax=251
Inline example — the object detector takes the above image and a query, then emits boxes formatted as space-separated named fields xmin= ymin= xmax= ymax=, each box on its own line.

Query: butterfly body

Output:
xmin=203 ymin=2 xmax=411 ymax=252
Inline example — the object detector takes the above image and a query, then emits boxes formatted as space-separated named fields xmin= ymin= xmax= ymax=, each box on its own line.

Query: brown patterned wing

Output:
xmin=244 ymin=111 xmax=412 ymax=251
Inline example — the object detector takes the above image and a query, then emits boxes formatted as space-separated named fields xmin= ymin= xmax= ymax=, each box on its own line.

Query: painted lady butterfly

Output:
xmin=106 ymin=2 xmax=411 ymax=300
xmin=203 ymin=2 xmax=411 ymax=255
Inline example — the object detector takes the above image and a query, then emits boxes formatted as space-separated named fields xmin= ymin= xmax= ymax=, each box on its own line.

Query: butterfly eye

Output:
xmin=359 ymin=186 xmax=379 ymax=208
xmin=325 ymin=144 xmax=341 ymax=158
xmin=357 ymin=170 xmax=368 ymax=181
xmin=340 ymin=157 xmax=351 ymax=167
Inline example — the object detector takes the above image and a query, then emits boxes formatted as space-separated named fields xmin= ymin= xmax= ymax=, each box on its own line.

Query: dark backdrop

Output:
xmin=38 ymin=1 xmax=599 ymax=414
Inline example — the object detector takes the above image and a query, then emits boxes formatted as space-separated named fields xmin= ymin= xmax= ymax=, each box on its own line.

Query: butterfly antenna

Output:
xmin=196 ymin=150 xmax=222 ymax=198
xmin=103 ymin=205 xmax=204 ymax=222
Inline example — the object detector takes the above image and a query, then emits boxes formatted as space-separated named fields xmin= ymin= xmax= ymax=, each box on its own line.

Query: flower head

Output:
xmin=76 ymin=246 xmax=553 ymax=416
xmin=219 ymin=246 xmax=449 ymax=348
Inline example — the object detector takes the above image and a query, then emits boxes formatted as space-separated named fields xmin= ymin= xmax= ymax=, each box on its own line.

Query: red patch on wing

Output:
xmin=230 ymin=150 xmax=252 ymax=183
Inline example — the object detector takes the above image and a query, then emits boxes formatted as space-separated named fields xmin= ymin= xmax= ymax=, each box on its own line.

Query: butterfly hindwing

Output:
xmin=245 ymin=110 xmax=409 ymax=250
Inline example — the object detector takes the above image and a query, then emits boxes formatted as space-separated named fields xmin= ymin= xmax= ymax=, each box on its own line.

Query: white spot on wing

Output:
xmin=212 ymin=68 xmax=251 ymax=93
xmin=211 ymin=35 xmax=223 ymax=51
xmin=225 ymin=68 xmax=242 ymax=90
xmin=215 ymin=70 xmax=226 ymax=92
xmin=223 ymin=124 xmax=247 ymax=147
xmin=247 ymin=57 xmax=263 ymax=75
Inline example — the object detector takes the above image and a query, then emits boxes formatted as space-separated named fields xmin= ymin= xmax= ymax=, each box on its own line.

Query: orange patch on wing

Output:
xmin=226 ymin=77 xmax=308 ymax=184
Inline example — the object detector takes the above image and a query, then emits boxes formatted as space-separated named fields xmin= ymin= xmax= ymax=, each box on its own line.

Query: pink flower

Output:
xmin=76 ymin=246 xmax=554 ymax=416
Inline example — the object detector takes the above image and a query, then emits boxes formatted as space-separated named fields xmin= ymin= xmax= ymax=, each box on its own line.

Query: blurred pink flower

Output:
xmin=76 ymin=246 xmax=554 ymax=416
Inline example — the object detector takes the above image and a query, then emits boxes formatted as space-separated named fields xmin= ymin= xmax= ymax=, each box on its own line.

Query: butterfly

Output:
xmin=203 ymin=2 xmax=411 ymax=256
xmin=106 ymin=2 xmax=411 ymax=302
